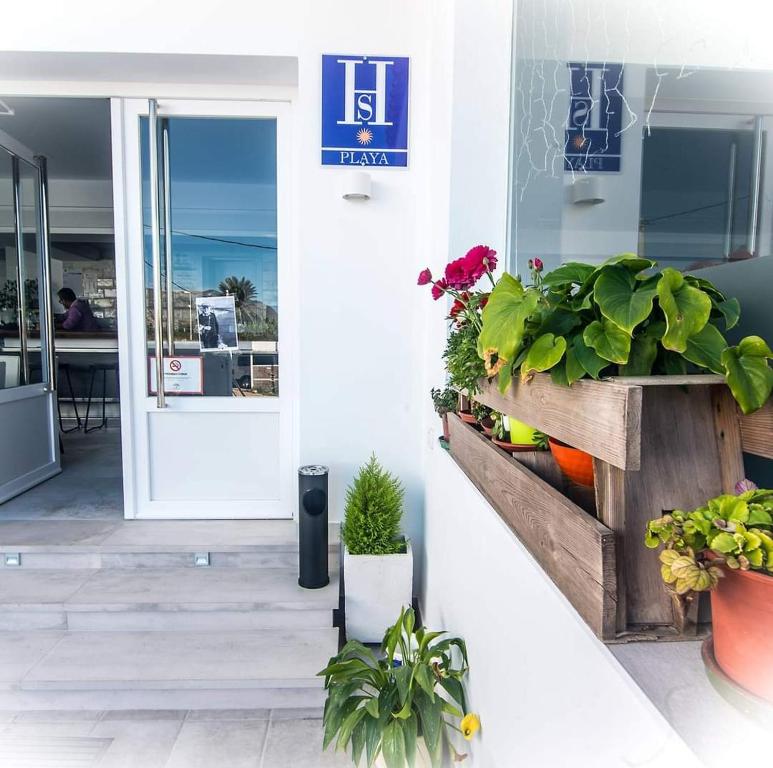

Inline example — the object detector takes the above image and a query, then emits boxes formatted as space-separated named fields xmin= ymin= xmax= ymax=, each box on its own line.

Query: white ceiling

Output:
xmin=0 ymin=97 xmax=111 ymax=180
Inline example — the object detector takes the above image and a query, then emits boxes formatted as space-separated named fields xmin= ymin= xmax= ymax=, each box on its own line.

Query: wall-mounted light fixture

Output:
xmin=570 ymin=176 xmax=604 ymax=205
xmin=342 ymin=171 xmax=372 ymax=201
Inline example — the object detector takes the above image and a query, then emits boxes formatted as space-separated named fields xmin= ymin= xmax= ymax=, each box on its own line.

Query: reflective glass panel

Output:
xmin=141 ymin=116 xmax=278 ymax=397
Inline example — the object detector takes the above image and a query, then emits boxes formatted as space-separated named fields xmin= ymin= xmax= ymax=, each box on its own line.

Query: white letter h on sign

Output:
xmin=336 ymin=58 xmax=394 ymax=126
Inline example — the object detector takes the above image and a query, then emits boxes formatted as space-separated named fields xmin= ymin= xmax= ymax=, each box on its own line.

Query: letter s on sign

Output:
xmin=356 ymin=93 xmax=373 ymax=122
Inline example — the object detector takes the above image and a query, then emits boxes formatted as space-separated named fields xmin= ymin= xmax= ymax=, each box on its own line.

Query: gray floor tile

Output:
xmin=165 ymin=720 xmax=267 ymax=768
xmin=261 ymin=719 xmax=352 ymax=768
xmin=91 ymin=718 xmax=182 ymax=768
xmin=100 ymin=710 xmax=186 ymax=722
xmin=0 ymin=569 xmax=95 ymax=604
xmin=12 ymin=710 xmax=104 ymax=723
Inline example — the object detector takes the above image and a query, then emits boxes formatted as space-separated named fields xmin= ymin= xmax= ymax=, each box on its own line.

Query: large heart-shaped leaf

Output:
xmin=594 ymin=265 xmax=659 ymax=334
xmin=520 ymin=333 xmax=567 ymax=379
xmin=619 ymin=332 xmax=658 ymax=376
xmin=657 ymin=268 xmax=712 ymax=352
xmin=683 ymin=322 xmax=727 ymax=374
xmin=721 ymin=336 xmax=773 ymax=414
xmin=583 ymin=319 xmax=631 ymax=364
xmin=600 ymin=253 xmax=657 ymax=273
xmin=478 ymin=274 xmax=539 ymax=367
xmin=541 ymin=262 xmax=595 ymax=289
xmin=714 ymin=298 xmax=741 ymax=330
xmin=572 ymin=332 xmax=608 ymax=378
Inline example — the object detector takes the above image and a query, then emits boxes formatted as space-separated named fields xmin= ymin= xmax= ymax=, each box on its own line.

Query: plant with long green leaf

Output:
xmin=477 ymin=254 xmax=773 ymax=413
xmin=319 ymin=607 xmax=480 ymax=767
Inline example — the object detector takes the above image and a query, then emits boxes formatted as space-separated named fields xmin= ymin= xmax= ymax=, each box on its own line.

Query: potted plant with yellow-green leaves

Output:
xmin=645 ymin=481 xmax=773 ymax=703
xmin=319 ymin=607 xmax=481 ymax=767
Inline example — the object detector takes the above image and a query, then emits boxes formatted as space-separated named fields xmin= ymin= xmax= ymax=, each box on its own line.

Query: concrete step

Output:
xmin=0 ymin=519 xmax=340 ymax=569
xmin=0 ymin=628 xmax=338 ymax=710
xmin=0 ymin=568 xmax=339 ymax=631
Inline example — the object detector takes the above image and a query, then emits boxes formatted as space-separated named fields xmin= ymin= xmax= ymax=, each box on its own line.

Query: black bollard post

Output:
xmin=298 ymin=465 xmax=329 ymax=589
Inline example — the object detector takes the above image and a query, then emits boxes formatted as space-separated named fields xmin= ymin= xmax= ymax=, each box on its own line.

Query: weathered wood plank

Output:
xmin=711 ymin=386 xmax=745 ymax=493
xmin=605 ymin=374 xmax=725 ymax=387
xmin=448 ymin=414 xmax=617 ymax=640
xmin=593 ymin=460 xmax=627 ymax=634
xmin=474 ymin=375 xmax=642 ymax=471
xmin=740 ymin=400 xmax=773 ymax=459
xmin=619 ymin=385 xmax=727 ymax=627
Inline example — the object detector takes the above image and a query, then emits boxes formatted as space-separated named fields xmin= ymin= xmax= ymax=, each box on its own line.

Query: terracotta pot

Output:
xmin=480 ymin=416 xmax=494 ymax=436
xmin=492 ymin=436 xmax=539 ymax=453
xmin=548 ymin=437 xmax=594 ymax=487
xmin=710 ymin=565 xmax=773 ymax=703
xmin=458 ymin=410 xmax=477 ymax=425
xmin=441 ymin=413 xmax=450 ymax=442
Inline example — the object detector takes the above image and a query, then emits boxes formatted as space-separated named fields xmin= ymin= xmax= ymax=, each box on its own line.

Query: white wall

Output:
xmin=422 ymin=448 xmax=699 ymax=767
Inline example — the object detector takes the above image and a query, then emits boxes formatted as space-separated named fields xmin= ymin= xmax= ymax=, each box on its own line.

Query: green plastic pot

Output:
xmin=507 ymin=416 xmax=541 ymax=445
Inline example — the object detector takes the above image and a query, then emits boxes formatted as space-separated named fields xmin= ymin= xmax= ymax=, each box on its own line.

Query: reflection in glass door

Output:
xmin=116 ymin=99 xmax=293 ymax=519
xmin=141 ymin=114 xmax=279 ymax=398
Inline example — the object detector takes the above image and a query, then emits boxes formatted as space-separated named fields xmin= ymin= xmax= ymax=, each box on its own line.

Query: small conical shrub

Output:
xmin=342 ymin=455 xmax=405 ymax=555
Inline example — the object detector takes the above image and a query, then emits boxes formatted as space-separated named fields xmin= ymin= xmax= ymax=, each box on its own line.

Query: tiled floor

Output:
xmin=0 ymin=428 xmax=124 ymax=521
xmin=0 ymin=709 xmax=351 ymax=767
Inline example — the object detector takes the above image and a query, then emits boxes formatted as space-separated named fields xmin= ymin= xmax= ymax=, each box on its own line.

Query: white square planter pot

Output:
xmin=344 ymin=540 xmax=413 ymax=643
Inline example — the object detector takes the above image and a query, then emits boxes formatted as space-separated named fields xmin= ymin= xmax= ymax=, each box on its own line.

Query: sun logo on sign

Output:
xmin=356 ymin=127 xmax=374 ymax=145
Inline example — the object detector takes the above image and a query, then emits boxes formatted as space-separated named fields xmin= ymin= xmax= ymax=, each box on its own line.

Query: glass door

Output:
xmin=0 ymin=131 xmax=60 ymax=503
xmin=115 ymin=99 xmax=294 ymax=518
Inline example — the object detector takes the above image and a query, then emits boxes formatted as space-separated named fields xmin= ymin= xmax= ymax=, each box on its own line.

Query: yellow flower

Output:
xmin=460 ymin=713 xmax=481 ymax=741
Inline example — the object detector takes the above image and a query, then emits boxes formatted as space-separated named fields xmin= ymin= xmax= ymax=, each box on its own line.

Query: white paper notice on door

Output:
xmin=148 ymin=357 xmax=204 ymax=395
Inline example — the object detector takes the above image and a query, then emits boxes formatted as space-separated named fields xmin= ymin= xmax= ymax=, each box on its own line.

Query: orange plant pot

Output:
xmin=710 ymin=565 xmax=773 ymax=703
xmin=548 ymin=437 xmax=594 ymax=487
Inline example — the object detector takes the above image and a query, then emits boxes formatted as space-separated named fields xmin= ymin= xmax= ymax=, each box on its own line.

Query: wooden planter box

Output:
xmin=449 ymin=373 xmax=769 ymax=642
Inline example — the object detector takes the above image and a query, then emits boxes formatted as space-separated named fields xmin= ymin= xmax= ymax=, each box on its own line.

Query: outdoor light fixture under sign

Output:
xmin=564 ymin=62 xmax=624 ymax=173
xmin=321 ymin=54 xmax=409 ymax=168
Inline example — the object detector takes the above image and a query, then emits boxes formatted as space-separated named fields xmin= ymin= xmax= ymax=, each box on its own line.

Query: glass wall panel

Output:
xmin=140 ymin=116 xmax=278 ymax=397
xmin=0 ymin=149 xmax=19 ymax=388
xmin=18 ymin=158 xmax=44 ymax=385
xmin=510 ymin=1 xmax=773 ymax=275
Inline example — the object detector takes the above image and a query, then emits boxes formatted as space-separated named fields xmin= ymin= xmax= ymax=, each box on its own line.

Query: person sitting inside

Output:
xmin=56 ymin=288 xmax=100 ymax=332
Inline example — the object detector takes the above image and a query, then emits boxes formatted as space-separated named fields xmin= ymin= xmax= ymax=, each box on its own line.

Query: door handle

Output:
xmin=148 ymin=99 xmax=166 ymax=408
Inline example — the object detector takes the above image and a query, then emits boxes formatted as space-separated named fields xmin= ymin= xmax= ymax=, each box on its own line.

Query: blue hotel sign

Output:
xmin=321 ymin=54 xmax=410 ymax=167
xmin=565 ymin=62 xmax=624 ymax=173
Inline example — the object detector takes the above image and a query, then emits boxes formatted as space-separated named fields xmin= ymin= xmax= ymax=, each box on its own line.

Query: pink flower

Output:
xmin=735 ymin=478 xmax=759 ymax=494
xmin=449 ymin=293 xmax=469 ymax=320
xmin=417 ymin=268 xmax=432 ymax=286
xmin=444 ymin=258 xmax=472 ymax=290
xmin=463 ymin=245 xmax=497 ymax=283
xmin=431 ymin=278 xmax=448 ymax=301
xmin=533 ymin=257 xmax=544 ymax=272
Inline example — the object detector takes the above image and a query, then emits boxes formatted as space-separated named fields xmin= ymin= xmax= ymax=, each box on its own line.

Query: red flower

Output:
xmin=449 ymin=293 xmax=470 ymax=319
xmin=431 ymin=279 xmax=448 ymax=301
xmin=479 ymin=294 xmax=489 ymax=309
xmin=417 ymin=268 xmax=432 ymax=286
xmin=463 ymin=245 xmax=497 ymax=283
xmin=533 ymin=257 xmax=544 ymax=272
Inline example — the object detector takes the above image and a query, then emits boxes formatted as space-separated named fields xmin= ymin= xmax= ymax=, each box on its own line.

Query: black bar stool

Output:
xmin=84 ymin=362 xmax=119 ymax=433
xmin=57 ymin=362 xmax=82 ymax=433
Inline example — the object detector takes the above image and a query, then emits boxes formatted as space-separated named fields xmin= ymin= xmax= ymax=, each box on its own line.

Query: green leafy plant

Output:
xmin=342 ymin=455 xmax=406 ymax=556
xmin=470 ymin=400 xmax=491 ymax=422
xmin=443 ymin=321 xmax=487 ymax=396
xmin=319 ymin=607 xmax=480 ymax=768
xmin=430 ymin=386 xmax=458 ymax=417
xmin=645 ymin=484 xmax=773 ymax=622
xmin=478 ymin=254 xmax=773 ymax=414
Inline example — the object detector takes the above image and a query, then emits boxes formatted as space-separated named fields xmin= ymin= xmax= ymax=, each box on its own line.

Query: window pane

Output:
xmin=140 ymin=116 xmax=278 ymax=397
xmin=511 ymin=1 xmax=773 ymax=274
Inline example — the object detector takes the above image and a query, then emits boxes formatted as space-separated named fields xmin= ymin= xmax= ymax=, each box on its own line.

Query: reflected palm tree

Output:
xmin=218 ymin=276 xmax=258 ymax=323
